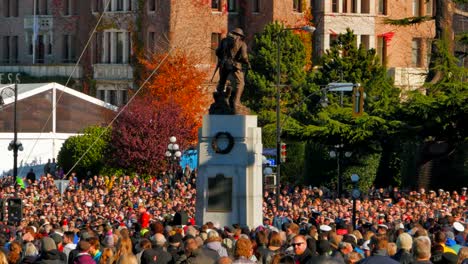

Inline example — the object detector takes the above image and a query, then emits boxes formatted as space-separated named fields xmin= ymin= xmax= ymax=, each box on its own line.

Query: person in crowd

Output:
xmin=232 ymin=237 xmax=255 ymax=264
xmin=292 ymin=235 xmax=314 ymax=264
xmin=7 ymin=241 xmax=21 ymax=264
xmin=141 ymin=233 xmax=172 ymax=264
xmin=331 ymin=241 xmax=353 ymax=263
xmin=99 ymin=248 xmax=114 ymax=264
xmin=205 ymin=230 xmax=228 ymax=258
xmin=177 ymin=235 xmax=218 ymax=264
xmin=392 ymin=233 xmax=414 ymax=264
xmin=20 ymin=242 xmax=39 ymax=264
xmin=413 ymin=236 xmax=432 ymax=264
xmin=63 ymin=231 xmax=77 ymax=261
xmin=73 ymin=240 xmax=95 ymax=264
xmin=360 ymin=235 xmax=399 ymax=264
xmin=0 ymin=250 xmax=8 ymax=264
xmin=35 ymin=237 xmax=67 ymax=264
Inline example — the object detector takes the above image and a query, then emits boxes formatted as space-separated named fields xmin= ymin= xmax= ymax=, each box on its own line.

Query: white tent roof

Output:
xmin=0 ymin=82 xmax=118 ymax=111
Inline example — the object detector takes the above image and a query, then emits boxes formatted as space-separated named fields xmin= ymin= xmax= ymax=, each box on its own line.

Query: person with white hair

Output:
xmin=412 ymin=236 xmax=432 ymax=264
xmin=141 ymin=233 xmax=172 ymax=264
xmin=392 ymin=233 xmax=414 ymax=264
xmin=204 ymin=230 xmax=228 ymax=257
xmin=21 ymin=242 xmax=39 ymax=263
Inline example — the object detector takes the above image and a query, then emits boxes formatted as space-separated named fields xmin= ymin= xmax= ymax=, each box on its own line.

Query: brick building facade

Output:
xmin=0 ymin=0 xmax=440 ymax=106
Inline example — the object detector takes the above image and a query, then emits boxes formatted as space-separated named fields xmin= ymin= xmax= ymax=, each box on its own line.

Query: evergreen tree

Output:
xmin=245 ymin=22 xmax=313 ymax=139
xmin=295 ymin=29 xmax=401 ymax=147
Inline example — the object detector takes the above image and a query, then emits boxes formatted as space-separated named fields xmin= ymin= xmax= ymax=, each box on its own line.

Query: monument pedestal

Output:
xmin=195 ymin=115 xmax=263 ymax=229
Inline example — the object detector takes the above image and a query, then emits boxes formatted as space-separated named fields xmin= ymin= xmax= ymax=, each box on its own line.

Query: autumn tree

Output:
xmin=108 ymin=98 xmax=195 ymax=176
xmin=137 ymin=51 xmax=210 ymax=141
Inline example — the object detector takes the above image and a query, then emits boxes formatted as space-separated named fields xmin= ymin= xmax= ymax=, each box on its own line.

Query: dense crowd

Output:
xmin=0 ymin=167 xmax=466 ymax=264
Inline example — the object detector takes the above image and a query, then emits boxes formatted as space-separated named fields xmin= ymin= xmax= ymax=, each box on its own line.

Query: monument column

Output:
xmin=196 ymin=115 xmax=263 ymax=229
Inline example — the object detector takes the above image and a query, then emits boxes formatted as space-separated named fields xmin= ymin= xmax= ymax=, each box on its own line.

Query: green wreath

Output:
xmin=211 ymin=132 xmax=235 ymax=154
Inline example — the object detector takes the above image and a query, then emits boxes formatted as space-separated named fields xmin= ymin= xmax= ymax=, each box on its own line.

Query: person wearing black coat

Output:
xmin=141 ymin=234 xmax=172 ymax=264
xmin=292 ymin=235 xmax=314 ymax=264
xmin=34 ymin=237 xmax=67 ymax=264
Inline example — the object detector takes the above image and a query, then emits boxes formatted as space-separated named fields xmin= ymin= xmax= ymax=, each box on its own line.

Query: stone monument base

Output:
xmin=195 ymin=115 xmax=262 ymax=229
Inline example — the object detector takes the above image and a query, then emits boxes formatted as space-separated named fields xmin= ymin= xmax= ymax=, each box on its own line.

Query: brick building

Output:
xmin=312 ymin=0 xmax=435 ymax=90
xmin=0 ymin=0 xmax=438 ymax=106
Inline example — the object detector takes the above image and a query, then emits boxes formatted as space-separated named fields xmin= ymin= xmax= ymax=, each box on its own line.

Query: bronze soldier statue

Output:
xmin=209 ymin=28 xmax=251 ymax=115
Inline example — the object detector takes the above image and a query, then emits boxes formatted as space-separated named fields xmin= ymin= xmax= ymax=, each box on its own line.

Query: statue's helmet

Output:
xmin=230 ymin=28 xmax=245 ymax=37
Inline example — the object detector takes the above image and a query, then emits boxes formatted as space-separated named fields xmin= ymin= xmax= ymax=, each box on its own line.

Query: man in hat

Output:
xmin=215 ymin=27 xmax=251 ymax=114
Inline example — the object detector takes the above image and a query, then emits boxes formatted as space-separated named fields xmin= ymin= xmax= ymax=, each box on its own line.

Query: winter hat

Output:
xmin=396 ymin=233 xmax=413 ymax=251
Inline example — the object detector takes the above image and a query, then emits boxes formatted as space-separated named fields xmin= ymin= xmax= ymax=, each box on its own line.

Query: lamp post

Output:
xmin=351 ymin=174 xmax=360 ymax=230
xmin=0 ymin=83 xmax=23 ymax=179
xmin=165 ymin=136 xmax=182 ymax=185
xmin=329 ymin=146 xmax=352 ymax=197
xmin=275 ymin=25 xmax=315 ymax=208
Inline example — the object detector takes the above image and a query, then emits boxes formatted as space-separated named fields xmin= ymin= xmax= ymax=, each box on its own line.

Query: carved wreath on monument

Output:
xmin=211 ymin=132 xmax=235 ymax=154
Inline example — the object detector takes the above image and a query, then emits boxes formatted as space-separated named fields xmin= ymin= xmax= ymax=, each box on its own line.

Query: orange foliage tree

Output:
xmin=136 ymin=51 xmax=211 ymax=144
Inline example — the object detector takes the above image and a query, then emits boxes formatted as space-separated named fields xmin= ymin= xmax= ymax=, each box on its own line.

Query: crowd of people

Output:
xmin=0 ymin=167 xmax=466 ymax=264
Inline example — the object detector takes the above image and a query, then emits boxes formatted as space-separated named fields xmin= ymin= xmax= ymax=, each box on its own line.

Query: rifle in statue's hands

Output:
xmin=210 ymin=61 xmax=221 ymax=83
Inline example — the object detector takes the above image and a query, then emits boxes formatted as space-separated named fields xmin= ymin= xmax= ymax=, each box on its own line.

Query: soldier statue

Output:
xmin=209 ymin=28 xmax=251 ymax=115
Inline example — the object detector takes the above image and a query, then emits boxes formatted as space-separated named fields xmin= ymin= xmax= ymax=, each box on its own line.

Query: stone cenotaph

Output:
xmin=195 ymin=115 xmax=263 ymax=228
xmin=196 ymin=27 xmax=262 ymax=228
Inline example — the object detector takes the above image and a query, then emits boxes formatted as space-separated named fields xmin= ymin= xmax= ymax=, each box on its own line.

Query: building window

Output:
xmin=148 ymin=31 xmax=155 ymax=53
xmin=342 ymin=0 xmax=348 ymax=13
xmin=426 ymin=39 xmax=432 ymax=67
xmin=253 ymin=0 xmax=260 ymax=13
xmin=426 ymin=0 xmax=433 ymax=16
xmin=412 ymin=38 xmax=422 ymax=67
xmin=101 ymin=31 xmax=130 ymax=64
xmin=109 ymin=90 xmax=116 ymax=105
xmin=12 ymin=36 xmax=18 ymax=63
xmin=34 ymin=0 xmax=49 ymax=15
xmin=64 ymin=0 xmax=76 ymax=15
xmin=227 ymin=0 xmax=236 ymax=12
xmin=3 ymin=0 xmax=18 ymax=17
xmin=148 ymin=0 xmax=155 ymax=11
xmin=3 ymin=0 xmax=10 ymax=17
xmin=36 ymin=35 xmax=45 ymax=63
xmin=330 ymin=34 xmax=338 ymax=47
xmin=98 ymin=90 xmax=105 ymax=101
xmin=92 ymin=0 xmax=100 ymax=12
xmin=351 ymin=0 xmax=357 ymax=13
xmin=360 ymin=35 xmax=370 ymax=49
xmin=377 ymin=36 xmax=387 ymax=65
xmin=211 ymin=32 xmax=221 ymax=64
xmin=361 ymin=0 xmax=370 ymax=14
xmin=29 ymin=34 xmax=33 ymax=55
xmin=332 ymin=0 xmax=338 ymax=13
xmin=116 ymin=32 xmax=124 ymax=63
xmin=378 ymin=0 xmax=387 ymax=15
xmin=211 ymin=0 xmax=220 ymax=11
xmin=121 ymin=90 xmax=128 ymax=105
xmin=62 ymin=34 xmax=76 ymax=63
xmin=293 ymin=0 xmax=302 ymax=12
xmin=116 ymin=0 xmax=124 ymax=11
xmin=412 ymin=0 xmax=421 ymax=16
xmin=2 ymin=36 xmax=10 ymax=63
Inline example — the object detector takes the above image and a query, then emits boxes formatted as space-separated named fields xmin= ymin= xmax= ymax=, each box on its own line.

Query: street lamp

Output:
xmin=165 ymin=136 xmax=182 ymax=185
xmin=0 ymin=83 xmax=23 ymax=179
xmin=351 ymin=174 xmax=360 ymax=230
xmin=329 ymin=145 xmax=352 ymax=197
xmin=275 ymin=25 xmax=316 ymax=207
